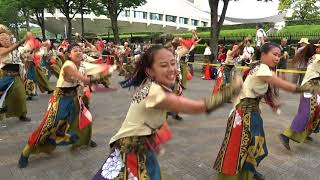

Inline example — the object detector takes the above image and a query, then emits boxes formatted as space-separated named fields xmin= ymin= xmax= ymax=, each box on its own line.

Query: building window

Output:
xmin=134 ymin=11 xmax=147 ymax=19
xmin=201 ymin=21 xmax=208 ymax=27
xmin=166 ymin=15 xmax=177 ymax=23
xmin=125 ymin=10 xmax=130 ymax=17
xmin=150 ymin=13 xmax=163 ymax=21
xmin=179 ymin=17 xmax=189 ymax=24
xmin=191 ymin=19 xmax=199 ymax=26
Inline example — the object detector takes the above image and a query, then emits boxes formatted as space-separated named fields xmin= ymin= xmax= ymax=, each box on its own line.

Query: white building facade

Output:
xmin=36 ymin=0 xmax=284 ymax=35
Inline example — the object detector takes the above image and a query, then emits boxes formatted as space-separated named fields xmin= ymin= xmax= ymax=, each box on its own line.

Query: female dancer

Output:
xmin=213 ymin=43 xmax=320 ymax=180
xmin=279 ymin=44 xmax=320 ymax=150
xmin=18 ymin=43 xmax=108 ymax=168
xmin=49 ymin=45 xmax=63 ymax=79
xmin=93 ymin=45 xmax=242 ymax=180
xmin=164 ymin=40 xmax=184 ymax=121
xmin=0 ymin=25 xmax=32 ymax=121
xmin=34 ymin=40 xmax=54 ymax=94
xmin=223 ymin=42 xmax=243 ymax=84
xmin=212 ymin=42 xmax=243 ymax=96
xmin=174 ymin=30 xmax=201 ymax=88
xmin=20 ymin=39 xmax=38 ymax=100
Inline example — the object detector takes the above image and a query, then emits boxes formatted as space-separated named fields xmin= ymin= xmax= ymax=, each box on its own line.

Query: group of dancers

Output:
xmin=93 ymin=35 xmax=320 ymax=180
xmin=1 ymin=23 xmax=320 ymax=180
xmin=0 ymin=24 xmax=116 ymax=168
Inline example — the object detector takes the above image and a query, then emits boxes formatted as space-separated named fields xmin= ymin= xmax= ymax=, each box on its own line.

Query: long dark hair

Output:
xmin=260 ymin=42 xmax=280 ymax=54
xmin=292 ymin=44 xmax=316 ymax=65
xmin=119 ymin=45 xmax=165 ymax=88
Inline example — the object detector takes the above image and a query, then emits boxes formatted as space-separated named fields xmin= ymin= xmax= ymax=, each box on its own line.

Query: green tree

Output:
xmin=0 ymin=0 xmax=24 ymax=39
xmin=23 ymin=0 xmax=53 ymax=40
xmin=96 ymin=0 xmax=146 ymax=44
xmin=208 ymin=0 xmax=272 ymax=61
xmin=52 ymin=0 xmax=82 ymax=42
xmin=278 ymin=0 xmax=320 ymax=20
xmin=0 ymin=0 xmax=53 ymax=40
xmin=79 ymin=0 xmax=101 ymax=37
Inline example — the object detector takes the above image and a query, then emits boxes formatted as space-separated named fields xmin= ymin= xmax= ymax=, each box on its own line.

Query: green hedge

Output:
xmin=195 ymin=44 xmax=296 ymax=58
xmin=193 ymin=44 xmax=206 ymax=54
xmin=197 ymin=22 xmax=274 ymax=32
xmin=177 ymin=29 xmax=256 ymax=39
xmin=286 ymin=19 xmax=320 ymax=26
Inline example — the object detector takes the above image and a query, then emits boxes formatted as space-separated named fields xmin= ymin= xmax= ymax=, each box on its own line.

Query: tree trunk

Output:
xmin=81 ymin=11 xmax=84 ymax=37
xmin=14 ymin=21 xmax=19 ymax=40
xmin=41 ymin=10 xmax=46 ymax=40
xmin=61 ymin=0 xmax=73 ymax=42
xmin=107 ymin=0 xmax=120 ymax=44
xmin=209 ymin=0 xmax=229 ymax=62
xmin=23 ymin=9 xmax=31 ymax=31
xmin=110 ymin=15 xmax=120 ymax=44
xmin=35 ymin=9 xmax=46 ymax=40
xmin=80 ymin=0 xmax=85 ymax=36
xmin=209 ymin=0 xmax=219 ymax=62
xmin=41 ymin=25 xmax=46 ymax=41
xmin=67 ymin=17 xmax=72 ymax=43
xmin=210 ymin=29 xmax=219 ymax=63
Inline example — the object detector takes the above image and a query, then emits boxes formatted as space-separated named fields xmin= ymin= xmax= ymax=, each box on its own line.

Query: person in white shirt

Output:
xmin=241 ymin=38 xmax=255 ymax=66
xmin=255 ymin=24 xmax=267 ymax=47
xmin=255 ymin=23 xmax=267 ymax=60
xmin=204 ymin=43 xmax=212 ymax=57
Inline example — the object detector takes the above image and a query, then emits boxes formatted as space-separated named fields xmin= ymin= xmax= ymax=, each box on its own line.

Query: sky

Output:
xmin=194 ymin=0 xmax=282 ymax=19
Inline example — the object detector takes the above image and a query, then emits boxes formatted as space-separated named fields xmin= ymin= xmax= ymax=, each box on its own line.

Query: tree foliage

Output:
xmin=24 ymin=0 xmax=53 ymax=40
xmin=51 ymin=0 xmax=83 ymax=42
xmin=208 ymin=0 xmax=272 ymax=62
xmin=0 ymin=0 xmax=24 ymax=37
xmin=278 ymin=0 xmax=320 ymax=20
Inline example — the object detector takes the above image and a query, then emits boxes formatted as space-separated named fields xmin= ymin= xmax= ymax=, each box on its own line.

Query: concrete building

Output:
xmin=35 ymin=0 xmax=285 ymax=35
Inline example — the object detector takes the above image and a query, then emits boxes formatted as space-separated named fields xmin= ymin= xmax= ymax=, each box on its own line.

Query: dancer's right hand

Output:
xmin=204 ymin=77 xmax=242 ymax=113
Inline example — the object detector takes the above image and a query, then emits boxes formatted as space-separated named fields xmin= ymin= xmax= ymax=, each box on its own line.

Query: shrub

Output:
xmin=197 ymin=22 xmax=274 ymax=32
xmin=286 ymin=19 xmax=320 ymax=26
xmin=194 ymin=44 xmax=206 ymax=54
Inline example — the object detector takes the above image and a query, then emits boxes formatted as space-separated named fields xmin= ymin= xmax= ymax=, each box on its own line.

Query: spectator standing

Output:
xmin=277 ymin=38 xmax=289 ymax=80
xmin=255 ymin=23 xmax=267 ymax=60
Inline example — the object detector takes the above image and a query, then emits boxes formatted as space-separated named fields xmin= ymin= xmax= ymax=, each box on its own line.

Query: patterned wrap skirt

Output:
xmin=180 ymin=61 xmax=188 ymax=88
xmin=26 ymin=87 xmax=92 ymax=154
xmin=40 ymin=59 xmax=52 ymax=80
xmin=93 ymin=136 xmax=161 ymax=180
xmin=35 ymin=66 xmax=54 ymax=93
xmin=25 ymin=61 xmax=37 ymax=97
xmin=51 ymin=57 xmax=63 ymax=79
xmin=0 ymin=73 xmax=27 ymax=118
xmin=282 ymin=93 xmax=320 ymax=143
xmin=212 ymin=65 xmax=235 ymax=96
xmin=223 ymin=65 xmax=235 ymax=84
xmin=214 ymin=98 xmax=268 ymax=179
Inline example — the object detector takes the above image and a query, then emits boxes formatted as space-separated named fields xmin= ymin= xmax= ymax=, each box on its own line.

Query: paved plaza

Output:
xmin=1 ymin=74 xmax=320 ymax=180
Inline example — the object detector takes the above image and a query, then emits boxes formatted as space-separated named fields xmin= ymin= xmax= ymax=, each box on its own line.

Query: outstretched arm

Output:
xmin=154 ymin=77 xmax=242 ymax=114
xmin=259 ymin=75 xmax=296 ymax=92
xmin=259 ymin=74 xmax=320 ymax=94
xmin=188 ymin=39 xmax=201 ymax=53
xmin=155 ymin=94 xmax=206 ymax=114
